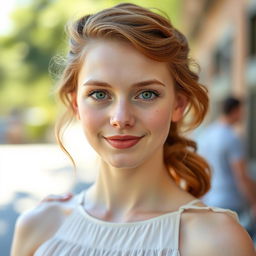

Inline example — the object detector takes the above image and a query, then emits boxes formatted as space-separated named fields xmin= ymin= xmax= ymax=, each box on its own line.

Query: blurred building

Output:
xmin=182 ymin=0 xmax=256 ymax=174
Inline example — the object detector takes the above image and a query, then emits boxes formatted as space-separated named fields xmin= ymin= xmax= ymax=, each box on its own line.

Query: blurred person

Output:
xmin=11 ymin=4 xmax=255 ymax=256
xmin=197 ymin=96 xmax=256 ymax=239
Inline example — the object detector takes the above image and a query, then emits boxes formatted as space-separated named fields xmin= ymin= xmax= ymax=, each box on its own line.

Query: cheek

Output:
xmin=78 ymin=104 xmax=106 ymax=133
xmin=145 ymin=106 xmax=172 ymax=133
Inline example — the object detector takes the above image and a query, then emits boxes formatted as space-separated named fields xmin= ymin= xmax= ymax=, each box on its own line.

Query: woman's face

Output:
xmin=74 ymin=40 xmax=185 ymax=169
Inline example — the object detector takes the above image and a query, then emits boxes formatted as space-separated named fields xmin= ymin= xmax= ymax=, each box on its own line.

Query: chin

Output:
xmin=110 ymin=162 xmax=141 ymax=169
xmin=108 ymin=157 xmax=143 ymax=169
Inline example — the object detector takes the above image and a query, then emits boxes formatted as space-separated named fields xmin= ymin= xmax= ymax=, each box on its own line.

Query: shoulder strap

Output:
xmin=179 ymin=203 xmax=239 ymax=221
xmin=179 ymin=199 xmax=201 ymax=209
xmin=173 ymin=199 xmax=201 ymax=250
xmin=174 ymin=201 xmax=239 ymax=250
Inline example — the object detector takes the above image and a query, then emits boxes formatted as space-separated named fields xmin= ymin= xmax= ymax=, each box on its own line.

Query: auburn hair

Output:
xmin=54 ymin=3 xmax=211 ymax=197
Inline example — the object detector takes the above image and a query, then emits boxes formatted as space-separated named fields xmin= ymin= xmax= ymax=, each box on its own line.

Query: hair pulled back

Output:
xmin=55 ymin=3 xmax=211 ymax=197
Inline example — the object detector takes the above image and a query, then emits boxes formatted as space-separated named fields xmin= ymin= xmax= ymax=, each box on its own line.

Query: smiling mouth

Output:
xmin=104 ymin=136 xmax=144 ymax=149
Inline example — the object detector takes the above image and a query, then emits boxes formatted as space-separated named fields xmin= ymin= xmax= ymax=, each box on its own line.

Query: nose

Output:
xmin=110 ymin=99 xmax=135 ymax=129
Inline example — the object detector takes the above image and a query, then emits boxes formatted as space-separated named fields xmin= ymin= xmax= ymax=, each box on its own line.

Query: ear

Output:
xmin=71 ymin=92 xmax=80 ymax=120
xmin=171 ymin=93 xmax=188 ymax=122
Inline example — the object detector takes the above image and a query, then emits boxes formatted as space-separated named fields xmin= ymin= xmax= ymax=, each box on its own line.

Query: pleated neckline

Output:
xmin=76 ymin=190 xmax=201 ymax=227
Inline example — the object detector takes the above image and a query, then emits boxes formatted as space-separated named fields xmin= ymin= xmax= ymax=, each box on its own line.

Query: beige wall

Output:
xmin=182 ymin=0 xmax=249 ymax=97
xmin=182 ymin=0 xmax=256 ymax=163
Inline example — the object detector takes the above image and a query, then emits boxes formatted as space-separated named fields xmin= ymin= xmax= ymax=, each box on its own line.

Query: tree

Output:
xmin=0 ymin=0 xmax=180 ymax=142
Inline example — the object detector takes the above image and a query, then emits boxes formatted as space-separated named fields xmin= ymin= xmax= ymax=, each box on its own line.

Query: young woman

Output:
xmin=11 ymin=3 xmax=255 ymax=256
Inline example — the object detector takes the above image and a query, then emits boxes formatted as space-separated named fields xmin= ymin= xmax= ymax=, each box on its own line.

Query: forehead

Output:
xmin=78 ymin=40 xmax=173 ymax=86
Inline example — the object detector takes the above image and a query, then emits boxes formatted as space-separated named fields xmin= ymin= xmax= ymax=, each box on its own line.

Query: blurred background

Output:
xmin=0 ymin=0 xmax=255 ymax=255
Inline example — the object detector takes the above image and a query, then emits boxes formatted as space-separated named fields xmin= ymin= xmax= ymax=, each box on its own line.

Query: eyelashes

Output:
xmin=88 ymin=90 xmax=109 ymax=101
xmin=136 ymin=90 xmax=160 ymax=100
xmin=87 ymin=89 xmax=161 ymax=102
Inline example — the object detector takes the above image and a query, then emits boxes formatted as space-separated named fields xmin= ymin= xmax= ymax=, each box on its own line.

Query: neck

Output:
xmin=87 ymin=148 xmax=183 ymax=216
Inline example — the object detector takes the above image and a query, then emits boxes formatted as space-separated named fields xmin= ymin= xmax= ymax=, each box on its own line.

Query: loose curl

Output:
xmin=54 ymin=3 xmax=211 ymax=198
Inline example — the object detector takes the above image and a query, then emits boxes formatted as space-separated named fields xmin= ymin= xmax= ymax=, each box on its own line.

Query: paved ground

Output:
xmin=0 ymin=124 xmax=98 ymax=256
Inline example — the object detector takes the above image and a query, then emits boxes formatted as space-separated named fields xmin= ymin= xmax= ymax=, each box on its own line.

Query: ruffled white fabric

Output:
xmin=36 ymin=240 xmax=179 ymax=256
xmin=34 ymin=192 xmax=238 ymax=256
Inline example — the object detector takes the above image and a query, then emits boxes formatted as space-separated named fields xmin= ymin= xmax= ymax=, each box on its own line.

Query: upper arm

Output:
xmin=204 ymin=214 xmax=256 ymax=256
xmin=226 ymin=135 xmax=248 ymax=180
xmin=11 ymin=209 xmax=43 ymax=256
xmin=231 ymin=158 xmax=248 ymax=181
xmin=227 ymin=135 xmax=244 ymax=168
xmin=182 ymin=213 xmax=256 ymax=256
xmin=227 ymin=134 xmax=244 ymax=161
xmin=11 ymin=202 xmax=67 ymax=256
xmin=198 ymin=213 xmax=256 ymax=256
xmin=11 ymin=214 xmax=33 ymax=256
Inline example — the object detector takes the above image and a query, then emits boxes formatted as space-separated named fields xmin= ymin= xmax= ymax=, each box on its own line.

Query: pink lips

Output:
xmin=104 ymin=135 xmax=143 ymax=149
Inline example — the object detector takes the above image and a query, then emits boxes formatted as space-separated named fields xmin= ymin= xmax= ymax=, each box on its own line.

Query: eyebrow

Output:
xmin=83 ymin=79 xmax=165 ymax=87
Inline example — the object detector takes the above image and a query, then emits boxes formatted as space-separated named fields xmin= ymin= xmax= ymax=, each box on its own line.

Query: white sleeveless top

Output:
xmin=34 ymin=190 xmax=239 ymax=256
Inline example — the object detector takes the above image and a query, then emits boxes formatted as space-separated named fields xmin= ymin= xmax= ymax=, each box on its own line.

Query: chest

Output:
xmin=35 ymin=208 xmax=188 ymax=255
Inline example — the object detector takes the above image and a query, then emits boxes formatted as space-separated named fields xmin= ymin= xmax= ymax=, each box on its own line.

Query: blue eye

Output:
xmin=137 ymin=91 xmax=159 ymax=100
xmin=89 ymin=90 xmax=109 ymax=100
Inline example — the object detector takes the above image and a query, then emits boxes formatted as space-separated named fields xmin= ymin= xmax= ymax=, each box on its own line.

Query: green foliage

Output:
xmin=0 ymin=0 xmax=180 ymax=142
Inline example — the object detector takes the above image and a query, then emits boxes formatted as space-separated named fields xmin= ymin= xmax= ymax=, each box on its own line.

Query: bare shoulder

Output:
xmin=11 ymin=195 xmax=77 ymax=256
xmin=180 ymin=204 xmax=256 ymax=256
